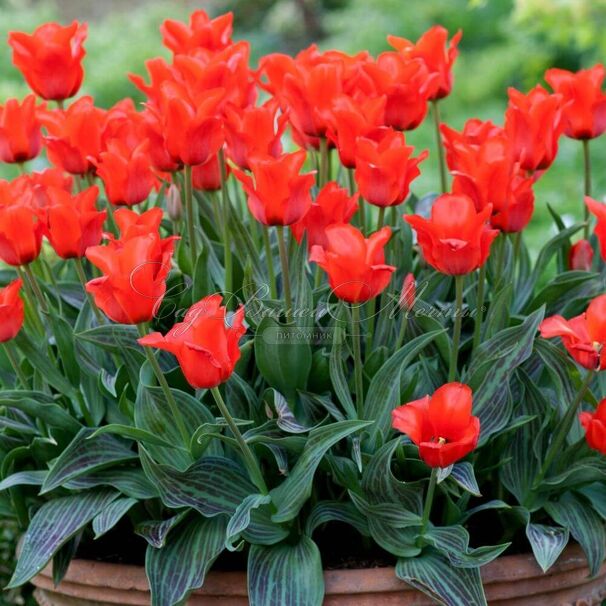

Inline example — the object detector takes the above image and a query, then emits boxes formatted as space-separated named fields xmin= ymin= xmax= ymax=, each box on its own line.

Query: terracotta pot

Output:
xmin=31 ymin=544 xmax=606 ymax=606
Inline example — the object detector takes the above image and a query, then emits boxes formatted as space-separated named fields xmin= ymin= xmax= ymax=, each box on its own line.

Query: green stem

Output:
xmin=377 ymin=207 xmax=386 ymax=230
xmin=183 ymin=164 xmax=197 ymax=270
xmin=73 ymin=257 xmax=104 ymax=323
xmin=211 ymin=386 xmax=268 ymax=495
xmin=3 ymin=341 xmax=28 ymax=388
xmin=137 ymin=323 xmax=190 ymax=447
xmin=16 ymin=266 xmax=45 ymax=336
xmin=583 ymin=139 xmax=591 ymax=239
xmin=395 ymin=310 xmax=408 ymax=352
xmin=105 ymin=200 xmax=118 ymax=235
xmin=493 ymin=234 xmax=506 ymax=289
xmin=532 ymin=369 xmax=594 ymax=491
xmin=448 ymin=276 xmax=464 ymax=382
xmin=276 ymin=226 xmax=293 ymax=323
xmin=512 ymin=231 xmax=522 ymax=280
xmin=218 ymin=149 xmax=233 ymax=305
xmin=319 ymin=137 xmax=329 ymax=188
xmin=262 ymin=227 xmax=278 ymax=300
xmin=419 ymin=467 xmax=438 ymax=539
xmin=22 ymin=264 xmax=48 ymax=314
xmin=472 ymin=263 xmax=486 ymax=354
xmin=351 ymin=304 xmax=364 ymax=419
xmin=431 ymin=100 xmax=448 ymax=194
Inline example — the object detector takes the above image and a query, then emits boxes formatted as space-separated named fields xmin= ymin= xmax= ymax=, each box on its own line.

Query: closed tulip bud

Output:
xmin=0 ymin=95 xmax=43 ymax=164
xmin=166 ymin=184 xmax=182 ymax=222
xmin=568 ymin=239 xmax=594 ymax=271
xmin=580 ymin=399 xmax=606 ymax=455
xmin=399 ymin=273 xmax=416 ymax=311
xmin=585 ymin=196 xmax=606 ymax=261
xmin=0 ymin=279 xmax=24 ymax=343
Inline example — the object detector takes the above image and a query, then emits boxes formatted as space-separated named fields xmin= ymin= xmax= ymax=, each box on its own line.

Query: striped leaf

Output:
xmin=248 ymin=536 xmax=324 ymax=606
xmin=0 ymin=470 xmax=46 ymax=492
xmin=140 ymin=447 xmax=255 ymax=516
xmin=87 ymin=424 xmax=183 ymax=449
xmin=305 ymin=500 xmax=370 ymax=537
xmin=135 ymin=512 xmax=188 ymax=548
xmin=92 ymin=497 xmax=138 ymax=538
xmin=65 ymin=468 xmax=158 ymax=499
xmin=329 ymin=310 xmax=356 ymax=420
xmin=41 ymin=428 xmax=137 ymax=494
xmin=0 ymin=395 xmax=81 ymax=434
xmin=396 ymin=549 xmax=487 ymax=606
xmin=526 ymin=523 xmax=569 ymax=573
xmin=226 ymin=494 xmax=272 ymax=550
xmin=545 ymin=491 xmax=606 ymax=576
xmin=270 ymin=420 xmax=372 ymax=523
xmin=146 ymin=514 xmax=227 ymax=606
xmin=450 ymin=463 xmax=481 ymax=497
xmin=368 ymin=518 xmax=421 ymax=557
xmin=7 ymin=489 xmax=119 ymax=588
xmin=75 ymin=324 xmax=141 ymax=353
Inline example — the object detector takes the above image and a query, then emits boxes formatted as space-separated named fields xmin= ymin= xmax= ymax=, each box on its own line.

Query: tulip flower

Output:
xmin=138 ymin=294 xmax=245 ymax=389
xmin=539 ymin=294 xmax=606 ymax=370
xmin=505 ymin=85 xmax=564 ymax=172
xmin=387 ymin=26 xmax=462 ymax=100
xmin=94 ymin=140 xmax=156 ymax=207
xmin=354 ymin=129 xmax=427 ymax=208
xmin=405 ymin=194 xmax=498 ymax=275
xmin=45 ymin=186 xmax=105 ymax=259
xmin=161 ymin=10 xmax=233 ymax=55
xmin=224 ymin=100 xmax=288 ymax=170
xmin=585 ymin=196 xmax=606 ymax=260
xmin=290 ymin=182 xmax=358 ymax=250
xmin=392 ymin=382 xmax=480 ymax=468
xmin=113 ymin=207 xmax=164 ymax=240
xmin=192 ymin=154 xmax=223 ymax=192
xmin=442 ymin=119 xmax=504 ymax=169
xmin=16 ymin=168 xmax=73 ymax=210
xmin=545 ymin=65 xmax=606 ymax=140
xmin=40 ymin=96 xmax=106 ymax=175
xmin=309 ymin=224 xmax=395 ymax=303
xmin=233 ymin=150 xmax=315 ymax=226
xmin=0 ymin=180 xmax=44 ymax=266
xmin=0 ymin=279 xmax=24 ymax=343
xmin=580 ymin=398 xmax=606 ymax=455
xmin=85 ymin=213 xmax=178 ymax=324
xmin=569 ymin=239 xmax=594 ymax=271
xmin=0 ymin=95 xmax=43 ymax=164
xmin=8 ymin=21 xmax=87 ymax=101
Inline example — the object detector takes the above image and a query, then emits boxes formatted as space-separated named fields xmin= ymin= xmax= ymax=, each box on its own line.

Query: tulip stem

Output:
xmin=276 ymin=226 xmax=293 ymax=323
xmin=73 ymin=258 xmax=104 ymax=324
xmin=531 ymin=369 xmax=594 ymax=492
xmin=183 ymin=164 xmax=197 ymax=271
xmin=3 ymin=342 xmax=28 ymax=388
xmin=395 ymin=310 xmax=408 ymax=352
xmin=431 ymin=100 xmax=447 ymax=194
xmin=319 ymin=137 xmax=329 ymax=187
xmin=377 ymin=207 xmax=385 ymax=230
xmin=22 ymin=264 xmax=48 ymax=314
xmin=351 ymin=304 xmax=365 ymax=418
xmin=448 ymin=275 xmax=464 ymax=382
xmin=211 ymin=386 xmax=268 ymax=495
xmin=472 ymin=263 xmax=486 ymax=354
xmin=419 ymin=467 xmax=438 ymax=540
xmin=262 ymin=227 xmax=278 ymax=299
xmin=137 ymin=323 xmax=190 ymax=448
xmin=16 ymin=267 xmax=45 ymax=336
xmin=582 ymin=139 xmax=591 ymax=239
xmin=218 ymin=149 xmax=233 ymax=305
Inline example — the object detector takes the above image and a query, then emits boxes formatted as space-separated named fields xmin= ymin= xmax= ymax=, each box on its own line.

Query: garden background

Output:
xmin=1 ymin=0 xmax=606 ymax=603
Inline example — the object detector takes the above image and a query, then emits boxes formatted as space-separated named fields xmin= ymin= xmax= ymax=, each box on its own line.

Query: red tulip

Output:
xmin=505 ymin=85 xmax=564 ymax=172
xmin=94 ymin=139 xmax=156 ymax=207
xmin=138 ymin=294 xmax=245 ymax=389
xmin=585 ymin=196 xmax=606 ymax=260
xmin=114 ymin=207 xmax=164 ymax=240
xmin=399 ymin=272 xmax=416 ymax=312
xmin=354 ymin=129 xmax=427 ymax=207
xmin=41 ymin=96 xmax=106 ymax=175
xmin=0 ymin=279 xmax=24 ymax=343
xmin=309 ymin=224 xmax=395 ymax=303
xmin=192 ymin=154 xmax=224 ymax=192
xmin=539 ymin=294 xmax=606 ymax=370
xmin=224 ymin=100 xmax=287 ymax=170
xmin=161 ymin=10 xmax=233 ymax=55
xmin=0 ymin=95 xmax=42 ymax=164
xmin=441 ymin=118 xmax=504 ymax=170
xmin=16 ymin=168 xmax=73 ymax=210
xmin=0 ymin=179 xmax=45 ymax=266
xmin=85 ymin=212 xmax=178 ymax=324
xmin=580 ymin=399 xmax=606 ymax=455
xmin=545 ymin=65 xmax=606 ymax=140
xmin=387 ymin=26 xmax=462 ymax=100
xmin=568 ymin=239 xmax=594 ymax=271
xmin=45 ymin=186 xmax=105 ymax=259
xmin=233 ymin=151 xmax=315 ymax=226
xmin=8 ymin=21 xmax=87 ymax=101
xmin=392 ymin=382 xmax=480 ymax=468
xmin=405 ymin=194 xmax=499 ymax=275
xmin=291 ymin=182 xmax=358 ymax=249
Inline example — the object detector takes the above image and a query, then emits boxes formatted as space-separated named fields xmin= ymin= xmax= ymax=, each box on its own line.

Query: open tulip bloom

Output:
xmin=3 ymin=11 xmax=606 ymax=606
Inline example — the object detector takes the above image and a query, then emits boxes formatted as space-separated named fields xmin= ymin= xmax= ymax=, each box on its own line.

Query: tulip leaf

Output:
xmin=225 ymin=493 xmax=272 ymax=551
xmin=248 ymin=536 xmax=324 ymax=606
xmin=450 ymin=462 xmax=481 ymax=497
xmin=0 ymin=394 xmax=81 ymax=434
xmin=146 ymin=513 xmax=227 ymax=606
xmin=396 ymin=549 xmax=487 ymax=606
xmin=7 ymin=489 xmax=119 ymax=588
xmin=0 ymin=470 xmax=47 ymax=492
xmin=525 ymin=523 xmax=569 ymax=573
xmin=305 ymin=500 xmax=370 ymax=537
xmin=87 ymin=424 xmax=183 ymax=449
xmin=135 ymin=511 xmax=189 ymax=549
xmin=328 ymin=309 xmax=356 ymax=419
xmin=92 ymin=497 xmax=138 ymax=538
xmin=64 ymin=468 xmax=158 ymax=499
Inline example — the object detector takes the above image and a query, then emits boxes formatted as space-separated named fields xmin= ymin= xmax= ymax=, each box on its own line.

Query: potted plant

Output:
xmin=1 ymin=9 xmax=606 ymax=606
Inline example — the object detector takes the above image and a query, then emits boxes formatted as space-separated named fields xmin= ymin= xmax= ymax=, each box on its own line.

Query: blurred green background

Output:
xmin=1 ymin=1 xmax=606 ymax=603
